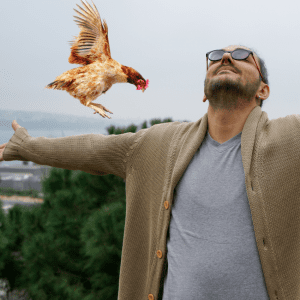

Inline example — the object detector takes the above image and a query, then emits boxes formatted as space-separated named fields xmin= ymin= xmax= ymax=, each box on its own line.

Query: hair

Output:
xmin=238 ymin=45 xmax=269 ymax=109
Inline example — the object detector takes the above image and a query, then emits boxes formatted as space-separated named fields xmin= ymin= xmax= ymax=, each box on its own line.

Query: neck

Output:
xmin=207 ymin=103 xmax=257 ymax=144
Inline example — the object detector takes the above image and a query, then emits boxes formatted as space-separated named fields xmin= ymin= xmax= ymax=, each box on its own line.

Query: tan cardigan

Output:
xmin=3 ymin=106 xmax=300 ymax=300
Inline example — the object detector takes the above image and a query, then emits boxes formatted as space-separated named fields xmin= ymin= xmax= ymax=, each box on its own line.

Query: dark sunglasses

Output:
xmin=206 ymin=49 xmax=264 ymax=82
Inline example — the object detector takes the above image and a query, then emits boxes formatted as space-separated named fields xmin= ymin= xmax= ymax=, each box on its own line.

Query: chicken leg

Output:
xmin=88 ymin=103 xmax=113 ymax=119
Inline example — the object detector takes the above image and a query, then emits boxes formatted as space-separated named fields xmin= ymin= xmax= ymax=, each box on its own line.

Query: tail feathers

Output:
xmin=45 ymin=80 xmax=73 ymax=90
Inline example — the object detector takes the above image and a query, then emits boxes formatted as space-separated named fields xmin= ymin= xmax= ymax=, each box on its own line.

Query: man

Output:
xmin=0 ymin=45 xmax=299 ymax=300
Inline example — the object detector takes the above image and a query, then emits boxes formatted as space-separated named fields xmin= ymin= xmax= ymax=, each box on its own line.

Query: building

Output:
xmin=0 ymin=161 xmax=53 ymax=195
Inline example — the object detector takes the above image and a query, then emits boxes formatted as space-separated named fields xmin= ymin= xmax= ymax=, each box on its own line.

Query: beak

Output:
xmin=142 ymin=88 xmax=145 ymax=93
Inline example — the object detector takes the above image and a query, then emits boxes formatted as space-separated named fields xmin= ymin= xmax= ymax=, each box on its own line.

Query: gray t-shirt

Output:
xmin=162 ymin=129 xmax=269 ymax=300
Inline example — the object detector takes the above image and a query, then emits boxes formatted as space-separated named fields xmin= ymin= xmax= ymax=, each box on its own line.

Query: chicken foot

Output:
xmin=88 ymin=103 xmax=113 ymax=119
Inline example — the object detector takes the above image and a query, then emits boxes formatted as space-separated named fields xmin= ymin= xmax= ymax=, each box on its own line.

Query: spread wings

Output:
xmin=68 ymin=0 xmax=111 ymax=65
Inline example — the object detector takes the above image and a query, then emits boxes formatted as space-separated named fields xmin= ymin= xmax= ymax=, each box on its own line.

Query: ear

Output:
xmin=203 ymin=95 xmax=207 ymax=103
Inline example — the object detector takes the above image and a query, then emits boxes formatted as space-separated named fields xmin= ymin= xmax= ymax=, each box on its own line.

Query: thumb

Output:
xmin=12 ymin=120 xmax=21 ymax=131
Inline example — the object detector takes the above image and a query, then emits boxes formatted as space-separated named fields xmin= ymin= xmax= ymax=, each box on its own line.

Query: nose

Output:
xmin=221 ymin=52 xmax=232 ymax=64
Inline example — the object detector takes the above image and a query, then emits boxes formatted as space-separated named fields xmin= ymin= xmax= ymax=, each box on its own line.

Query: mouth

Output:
xmin=217 ymin=69 xmax=236 ymax=74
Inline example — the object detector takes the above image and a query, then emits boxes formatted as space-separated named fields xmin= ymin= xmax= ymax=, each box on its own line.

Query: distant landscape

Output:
xmin=0 ymin=109 xmax=148 ymax=134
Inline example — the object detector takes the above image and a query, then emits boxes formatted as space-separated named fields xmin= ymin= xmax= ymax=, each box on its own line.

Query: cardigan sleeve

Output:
xmin=2 ymin=126 xmax=146 ymax=179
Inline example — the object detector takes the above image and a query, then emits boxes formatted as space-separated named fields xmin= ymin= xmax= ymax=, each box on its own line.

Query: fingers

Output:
xmin=0 ymin=143 xmax=7 ymax=162
xmin=0 ymin=120 xmax=18 ymax=161
xmin=0 ymin=120 xmax=21 ymax=162
xmin=12 ymin=120 xmax=21 ymax=131
xmin=0 ymin=143 xmax=8 ymax=149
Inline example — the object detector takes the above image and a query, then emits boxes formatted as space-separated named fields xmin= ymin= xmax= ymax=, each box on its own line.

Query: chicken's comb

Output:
xmin=136 ymin=79 xmax=149 ymax=90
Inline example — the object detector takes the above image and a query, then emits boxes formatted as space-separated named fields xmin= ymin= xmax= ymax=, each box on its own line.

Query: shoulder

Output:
xmin=260 ymin=114 xmax=300 ymax=147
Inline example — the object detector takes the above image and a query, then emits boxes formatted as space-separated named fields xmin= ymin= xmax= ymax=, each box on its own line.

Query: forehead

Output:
xmin=223 ymin=45 xmax=249 ymax=51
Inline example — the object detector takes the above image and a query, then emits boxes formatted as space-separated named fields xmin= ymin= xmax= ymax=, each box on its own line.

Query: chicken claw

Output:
xmin=88 ymin=103 xmax=113 ymax=119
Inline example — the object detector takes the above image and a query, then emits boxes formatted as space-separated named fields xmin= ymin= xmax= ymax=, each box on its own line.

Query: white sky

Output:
xmin=1 ymin=0 xmax=300 ymax=123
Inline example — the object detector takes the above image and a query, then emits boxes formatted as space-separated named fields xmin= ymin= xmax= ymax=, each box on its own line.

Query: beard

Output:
xmin=204 ymin=75 xmax=261 ymax=112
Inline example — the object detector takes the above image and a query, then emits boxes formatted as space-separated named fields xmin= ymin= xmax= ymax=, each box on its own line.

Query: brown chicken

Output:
xmin=45 ymin=0 xmax=149 ymax=119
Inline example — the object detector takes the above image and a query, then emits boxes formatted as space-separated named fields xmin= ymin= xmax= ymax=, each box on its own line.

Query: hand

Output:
xmin=0 ymin=120 xmax=22 ymax=162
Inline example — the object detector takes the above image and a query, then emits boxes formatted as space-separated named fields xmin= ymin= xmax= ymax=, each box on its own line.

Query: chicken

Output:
xmin=45 ymin=0 xmax=149 ymax=119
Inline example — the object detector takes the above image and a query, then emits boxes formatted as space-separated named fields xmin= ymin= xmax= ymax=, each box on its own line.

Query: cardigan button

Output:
xmin=164 ymin=201 xmax=169 ymax=209
xmin=148 ymin=294 xmax=154 ymax=300
xmin=156 ymin=250 xmax=163 ymax=258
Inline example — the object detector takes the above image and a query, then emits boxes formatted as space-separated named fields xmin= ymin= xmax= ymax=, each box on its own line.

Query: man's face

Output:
xmin=203 ymin=45 xmax=262 ymax=112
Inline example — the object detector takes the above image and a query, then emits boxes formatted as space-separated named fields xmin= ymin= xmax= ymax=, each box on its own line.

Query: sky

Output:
xmin=1 ymin=0 xmax=300 ymax=124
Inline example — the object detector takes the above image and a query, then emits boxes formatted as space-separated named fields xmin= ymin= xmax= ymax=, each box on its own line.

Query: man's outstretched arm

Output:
xmin=0 ymin=120 xmax=142 ymax=179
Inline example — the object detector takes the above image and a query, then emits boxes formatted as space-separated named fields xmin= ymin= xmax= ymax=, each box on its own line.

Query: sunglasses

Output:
xmin=206 ymin=49 xmax=264 ymax=82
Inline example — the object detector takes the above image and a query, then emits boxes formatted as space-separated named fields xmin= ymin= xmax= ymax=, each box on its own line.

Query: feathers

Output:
xmin=46 ymin=80 xmax=72 ymax=90
xmin=68 ymin=0 xmax=111 ymax=65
